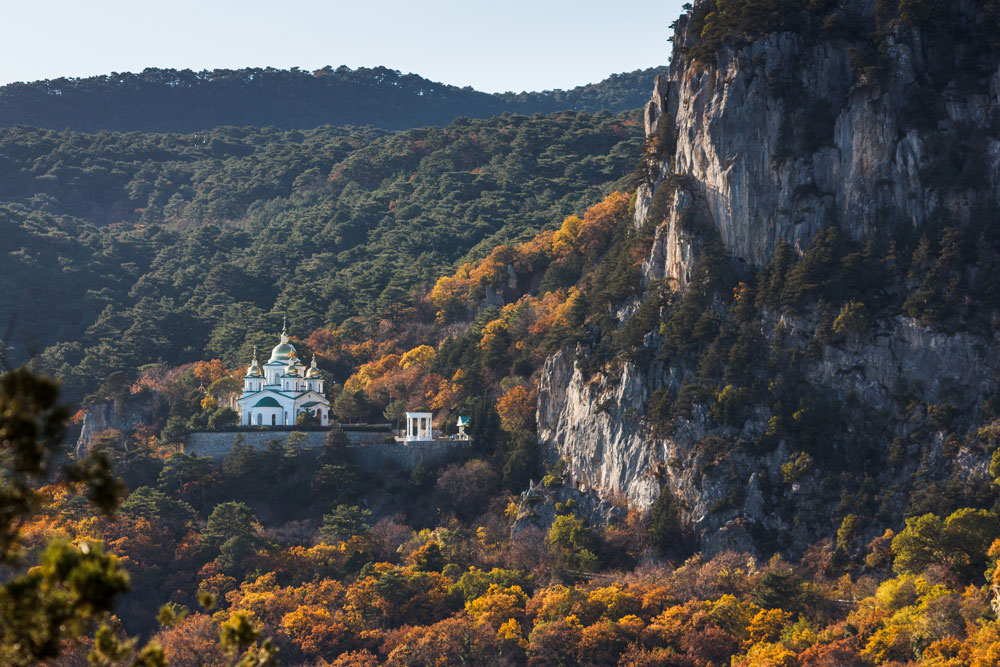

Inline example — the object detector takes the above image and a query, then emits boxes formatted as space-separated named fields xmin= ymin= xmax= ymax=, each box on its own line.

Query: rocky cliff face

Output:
xmin=76 ymin=392 xmax=166 ymax=456
xmin=537 ymin=0 xmax=1000 ymax=555
xmin=539 ymin=314 xmax=1000 ymax=553
xmin=638 ymin=2 xmax=1000 ymax=285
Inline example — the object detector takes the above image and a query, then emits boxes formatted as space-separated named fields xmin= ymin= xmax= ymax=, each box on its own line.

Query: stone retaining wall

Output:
xmin=184 ymin=431 xmax=471 ymax=471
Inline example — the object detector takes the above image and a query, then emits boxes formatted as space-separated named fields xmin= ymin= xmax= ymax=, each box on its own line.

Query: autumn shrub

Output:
xmin=452 ymin=567 xmax=533 ymax=604
xmin=384 ymin=614 xmax=500 ymax=666
xmin=282 ymin=604 xmax=353 ymax=658
xmin=466 ymin=583 xmax=528 ymax=629
xmin=526 ymin=617 xmax=583 ymax=667
xmin=156 ymin=613 xmax=229 ymax=666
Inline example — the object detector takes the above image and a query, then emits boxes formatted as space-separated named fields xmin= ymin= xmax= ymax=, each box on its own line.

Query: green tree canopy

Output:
xmin=545 ymin=514 xmax=599 ymax=574
xmin=319 ymin=504 xmax=372 ymax=544
xmin=202 ymin=501 xmax=260 ymax=554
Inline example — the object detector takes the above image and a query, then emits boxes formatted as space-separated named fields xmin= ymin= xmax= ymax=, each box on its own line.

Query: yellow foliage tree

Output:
xmin=192 ymin=359 xmax=228 ymax=385
xmin=552 ymin=215 xmax=583 ymax=256
xmin=731 ymin=641 xmax=798 ymax=667
xmin=497 ymin=618 xmax=528 ymax=649
xmin=960 ymin=621 xmax=1000 ymax=667
xmin=746 ymin=608 xmax=793 ymax=646
xmin=344 ymin=354 xmax=401 ymax=392
xmin=466 ymin=584 xmax=528 ymax=629
xmin=585 ymin=585 xmax=642 ymax=622
xmin=282 ymin=604 xmax=352 ymax=657
xmin=479 ymin=318 xmax=508 ymax=351
xmin=399 ymin=345 xmax=435 ymax=370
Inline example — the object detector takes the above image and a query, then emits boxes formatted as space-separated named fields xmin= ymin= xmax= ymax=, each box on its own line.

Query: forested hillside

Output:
xmin=0 ymin=110 xmax=644 ymax=401
xmin=0 ymin=66 xmax=667 ymax=133
xmin=10 ymin=0 xmax=1000 ymax=664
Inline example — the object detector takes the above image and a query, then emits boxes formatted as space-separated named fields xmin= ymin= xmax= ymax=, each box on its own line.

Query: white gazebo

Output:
xmin=405 ymin=412 xmax=433 ymax=442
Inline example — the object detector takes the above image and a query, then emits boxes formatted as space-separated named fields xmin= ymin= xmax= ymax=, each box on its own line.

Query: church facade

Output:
xmin=237 ymin=324 xmax=331 ymax=427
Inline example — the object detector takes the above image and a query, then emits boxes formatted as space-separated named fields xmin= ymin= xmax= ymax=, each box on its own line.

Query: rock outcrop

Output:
xmin=537 ymin=0 xmax=1000 ymax=555
xmin=511 ymin=477 xmax=627 ymax=535
xmin=638 ymin=4 xmax=1000 ymax=286
xmin=75 ymin=392 xmax=167 ymax=456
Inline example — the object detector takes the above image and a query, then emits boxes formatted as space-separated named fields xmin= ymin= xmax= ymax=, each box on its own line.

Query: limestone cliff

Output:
xmin=76 ymin=392 xmax=167 ymax=456
xmin=638 ymin=1 xmax=1000 ymax=284
xmin=539 ymin=315 xmax=1000 ymax=553
xmin=537 ymin=0 xmax=1000 ymax=555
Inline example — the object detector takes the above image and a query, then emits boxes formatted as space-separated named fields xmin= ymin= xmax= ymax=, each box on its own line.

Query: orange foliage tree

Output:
xmin=496 ymin=385 xmax=537 ymax=434
xmin=192 ymin=359 xmax=229 ymax=385
xmin=429 ymin=191 xmax=629 ymax=323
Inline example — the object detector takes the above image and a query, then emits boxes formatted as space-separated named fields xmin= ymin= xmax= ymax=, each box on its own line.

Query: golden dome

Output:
xmin=246 ymin=348 xmax=263 ymax=377
xmin=307 ymin=356 xmax=321 ymax=378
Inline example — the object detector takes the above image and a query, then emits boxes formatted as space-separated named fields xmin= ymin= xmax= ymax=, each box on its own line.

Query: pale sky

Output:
xmin=0 ymin=0 xmax=687 ymax=92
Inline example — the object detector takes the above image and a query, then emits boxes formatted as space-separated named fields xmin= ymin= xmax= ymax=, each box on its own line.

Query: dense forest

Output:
xmin=7 ymin=186 xmax=1000 ymax=665
xmin=0 ymin=66 xmax=668 ymax=133
xmin=6 ymin=0 xmax=1000 ymax=665
xmin=0 ymin=110 xmax=644 ymax=401
xmin=11 ymin=386 xmax=1000 ymax=666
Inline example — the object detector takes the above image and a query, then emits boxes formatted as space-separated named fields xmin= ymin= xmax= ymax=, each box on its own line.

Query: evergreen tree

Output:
xmin=202 ymin=501 xmax=260 ymax=554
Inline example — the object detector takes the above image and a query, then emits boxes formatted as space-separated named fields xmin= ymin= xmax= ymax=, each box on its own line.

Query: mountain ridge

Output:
xmin=0 ymin=65 xmax=668 ymax=133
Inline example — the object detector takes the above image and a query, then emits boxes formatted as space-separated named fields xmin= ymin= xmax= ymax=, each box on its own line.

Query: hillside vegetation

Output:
xmin=0 ymin=65 xmax=667 ymax=133
xmin=13 ymin=182 xmax=1000 ymax=665
xmin=8 ymin=0 xmax=1000 ymax=664
xmin=0 ymin=111 xmax=643 ymax=401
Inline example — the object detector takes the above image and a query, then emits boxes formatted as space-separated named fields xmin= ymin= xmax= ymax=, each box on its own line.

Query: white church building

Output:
xmin=237 ymin=323 xmax=331 ymax=427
